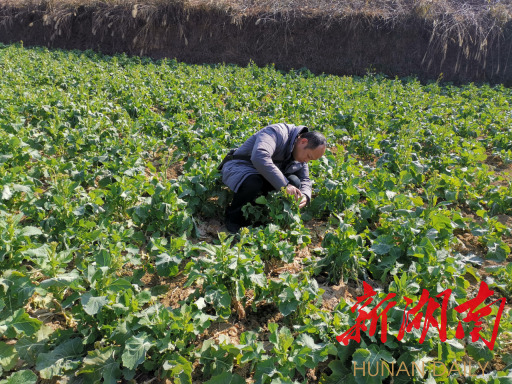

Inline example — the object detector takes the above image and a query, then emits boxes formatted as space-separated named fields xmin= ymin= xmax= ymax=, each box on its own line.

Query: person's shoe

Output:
xmin=225 ymin=219 xmax=241 ymax=234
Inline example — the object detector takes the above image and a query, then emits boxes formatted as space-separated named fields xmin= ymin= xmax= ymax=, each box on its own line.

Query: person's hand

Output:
xmin=285 ymin=185 xmax=308 ymax=209
xmin=285 ymin=184 xmax=302 ymax=200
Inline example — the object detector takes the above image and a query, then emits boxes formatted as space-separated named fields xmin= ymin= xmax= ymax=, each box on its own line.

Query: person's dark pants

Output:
xmin=225 ymin=174 xmax=301 ymax=230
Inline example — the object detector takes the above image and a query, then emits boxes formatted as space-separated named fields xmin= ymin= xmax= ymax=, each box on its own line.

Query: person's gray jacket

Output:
xmin=221 ymin=123 xmax=312 ymax=201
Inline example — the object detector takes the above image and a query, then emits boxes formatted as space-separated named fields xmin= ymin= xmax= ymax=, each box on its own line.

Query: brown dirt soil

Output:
xmin=305 ymin=219 xmax=330 ymax=247
xmin=1 ymin=0 xmax=512 ymax=84
xmin=454 ymin=230 xmax=487 ymax=257
xmin=203 ymin=319 xmax=244 ymax=344
xmin=320 ymin=280 xmax=354 ymax=311
xmin=496 ymin=214 xmax=512 ymax=227
xmin=144 ymin=146 xmax=185 ymax=180
xmin=140 ymin=270 xmax=162 ymax=287
xmin=265 ymin=256 xmax=303 ymax=276
xmin=160 ymin=273 xmax=195 ymax=309
xmin=165 ymin=161 xmax=184 ymax=180
xmin=487 ymin=154 xmax=512 ymax=186
xmin=139 ymin=269 xmax=196 ymax=309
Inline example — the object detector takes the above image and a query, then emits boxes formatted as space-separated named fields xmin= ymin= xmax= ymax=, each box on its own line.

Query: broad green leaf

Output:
xmin=18 ymin=226 xmax=42 ymax=237
xmin=467 ymin=341 xmax=494 ymax=363
xmin=12 ymin=184 xmax=31 ymax=193
xmin=78 ymin=347 xmax=121 ymax=384
xmin=95 ymin=249 xmax=111 ymax=267
xmin=0 ymin=370 xmax=37 ymax=384
xmin=487 ymin=241 xmax=510 ymax=262
xmin=255 ymin=195 xmax=267 ymax=204
xmin=156 ymin=334 xmax=175 ymax=353
xmin=254 ymin=357 xmax=279 ymax=383
xmin=352 ymin=345 xmax=395 ymax=384
xmin=438 ymin=339 xmax=464 ymax=361
xmin=156 ymin=252 xmax=180 ymax=277
xmin=0 ymin=154 xmax=13 ymax=164
xmin=430 ymin=212 xmax=452 ymax=230
xmin=36 ymin=337 xmax=84 ymax=379
xmin=371 ymin=243 xmax=392 ymax=255
xmin=205 ymin=288 xmax=231 ymax=317
xmin=163 ymin=354 xmax=192 ymax=384
xmin=250 ymin=273 xmax=266 ymax=287
xmin=121 ymin=332 xmax=153 ymax=370
xmin=393 ymin=352 xmax=432 ymax=384
xmin=21 ymin=245 xmax=49 ymax=258
xmin=15 ymin=324 xmax=53 ymax=365
xmin=498 ymin=375 xmax=512 ymax=384
xmin=137 ymin=290 xmax=152 ymax=305
xmin=277 ymin=288 xmax=300 ymax=316
xmin=269 ymin=325 xmax=293 ymax=354
xmin=81 ymin=293 xmax=108 ymax=315
xmin=110 ymin=320 xmax=133 ymax=345
xmin=198 ymin=339 xmax=237 ymax=378
xmin=399 ymin=171 xmax=414 ymax=185
xmin=323 ymin=360 xmax=357 ymax=384
xmin=296 ymin=333 xmax=327 ymax=365
xmin=0 ymin=273 xmax=35 ymax=309
xmin=39 ymin=270 xmax=81 ymax=289
xmin=269 ymin=379 xmax=295 ymax=384
xmin=0 ymin=341 xmax=17 ymax=373
xmin=205 ymin=372 xmax=245 ymax=384
xmin=4 ymin=309 xmax=42 ymax=337
xmin=107 ymin=278 xmax=133 ymax=293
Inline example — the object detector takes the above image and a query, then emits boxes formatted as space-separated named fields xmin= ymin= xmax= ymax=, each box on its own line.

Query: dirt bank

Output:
xmin=1 ymin=0 xmax=511 ymax=84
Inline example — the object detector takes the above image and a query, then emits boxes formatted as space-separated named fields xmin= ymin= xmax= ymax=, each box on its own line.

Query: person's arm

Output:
xmin=250 ymin=127 xmax=289 ymax=190
xmin=294 ymin=164 xmax=312 ymax=207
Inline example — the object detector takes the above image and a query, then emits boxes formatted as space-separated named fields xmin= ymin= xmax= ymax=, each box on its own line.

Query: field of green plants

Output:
xmin=0 ymin=42 xmax=512 ymax=383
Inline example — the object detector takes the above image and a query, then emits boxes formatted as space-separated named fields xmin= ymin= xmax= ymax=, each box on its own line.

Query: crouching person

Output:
xmin=220 ymin=123 xmax=326 ymax=233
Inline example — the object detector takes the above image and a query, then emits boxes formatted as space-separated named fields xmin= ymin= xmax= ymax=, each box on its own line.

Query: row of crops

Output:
xmin=0 ymin=43 xmax=511 ymax=383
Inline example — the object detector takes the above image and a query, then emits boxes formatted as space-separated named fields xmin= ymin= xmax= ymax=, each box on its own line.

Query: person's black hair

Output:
xmin=300 ymin=131 xmax=327 ymax=149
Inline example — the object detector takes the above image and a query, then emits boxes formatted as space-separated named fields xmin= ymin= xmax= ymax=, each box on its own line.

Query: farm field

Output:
xmin=0 ymin=42 xmax=512 ymax=383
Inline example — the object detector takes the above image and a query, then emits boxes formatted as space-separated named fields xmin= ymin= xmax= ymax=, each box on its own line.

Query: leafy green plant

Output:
xmin=316 ymin=216 xmax=368 ymax=283
xmin=243 ymin=188 xmax=304 ymax=230
xmin=253 ymin=323 xmax=329 ymax=383
xmin=1 ymin=43 xmax=512 ymax=383
xmin=268 ymin=271 xmax=323 ymax=320
xmin=486 ymin=263 xmax=512 ymax=299
xmin=127 ymin=180 xmax=194 ymax=237
xmin=252 ymin=224 xmax=299 ymax=263
xmin=185 ymin=231 xmax=267 ymax=318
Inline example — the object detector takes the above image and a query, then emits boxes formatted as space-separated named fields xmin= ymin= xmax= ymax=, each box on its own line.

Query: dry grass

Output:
xmin=205 ymin=0 xmax=512 ymax=23
xmin=0 ymin=0 xmax=188 ymax=51
xmin=214 ymin=0 xmax=512 ymax=74
xmin=1 ymin=0 xmax=511 ymax=81
xmin=4 ymin=0 xmax=511 ymax=28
